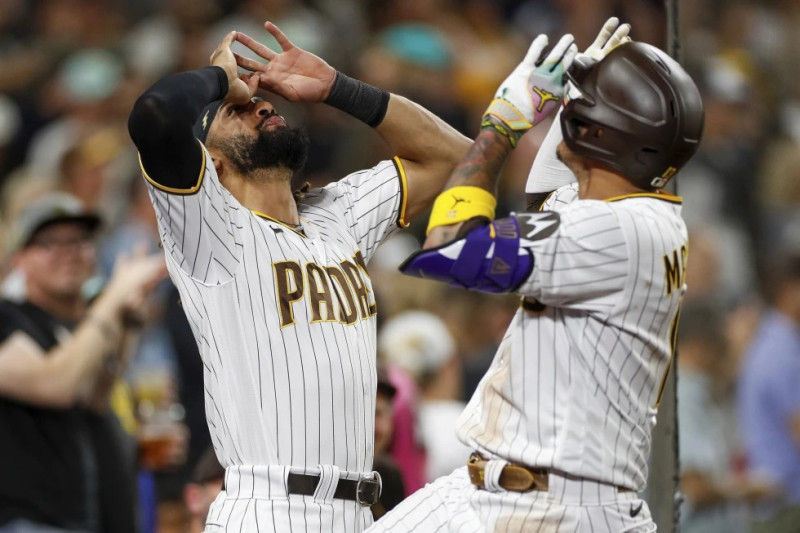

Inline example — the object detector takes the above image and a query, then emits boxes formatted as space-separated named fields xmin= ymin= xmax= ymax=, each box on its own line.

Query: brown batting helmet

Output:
xmin=560 ymin=41 xmax=704 ymax=190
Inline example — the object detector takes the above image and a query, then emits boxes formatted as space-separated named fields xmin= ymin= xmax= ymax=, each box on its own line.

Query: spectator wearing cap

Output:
xmin=738 ymin=253 xmax=800 ymax=532
xmin=379 ymin=310 xmax=472 ymax=483
xmin=0 ymin=192 xmax=165 ymax=533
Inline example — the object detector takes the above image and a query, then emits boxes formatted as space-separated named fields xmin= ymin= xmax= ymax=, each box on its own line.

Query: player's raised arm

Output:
xmin=370 ymin=95 xmax=471 ymax=221
xmin=235 ymin=21 xmax=471 ymax=223
xmin=128 ymin=31 xmax=258 ymax=190
xmin=421 ymin=33 xmax=577 ymax=248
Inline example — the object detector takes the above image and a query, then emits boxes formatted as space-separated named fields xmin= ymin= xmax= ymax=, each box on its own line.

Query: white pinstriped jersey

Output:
xmin=142 ymin=147 xmax=408 ymax=475
xmin=457 ymin=183 xmax=688 ymax=491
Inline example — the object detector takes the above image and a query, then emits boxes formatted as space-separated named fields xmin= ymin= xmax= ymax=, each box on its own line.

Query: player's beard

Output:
xmin=212 ymin=126 xmax=310 ymax=176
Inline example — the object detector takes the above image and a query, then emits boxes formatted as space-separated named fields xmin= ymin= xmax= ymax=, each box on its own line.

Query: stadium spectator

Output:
xmin=0 ymin=193 xmax=165 ymax=532
xmin=738 ymin=252 xmax=800 ymax=532
xmin=678 ymin=303 xmax=774 ymax=533
xmin=379 ymin=310 xmax=471 ymax=482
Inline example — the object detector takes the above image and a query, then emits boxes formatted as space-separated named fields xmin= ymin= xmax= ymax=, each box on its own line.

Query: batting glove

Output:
xmin=567 ymin=17 xmax=632 ymax=99
xmin=585 ymin=17 xmax=632 ymax=61
xmin=482 ymin=34 xmax=577 ymax=147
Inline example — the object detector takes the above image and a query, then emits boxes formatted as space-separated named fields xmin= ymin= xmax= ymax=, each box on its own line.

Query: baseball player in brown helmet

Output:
xmin=374 ymin=18 xmax=704 ymax=532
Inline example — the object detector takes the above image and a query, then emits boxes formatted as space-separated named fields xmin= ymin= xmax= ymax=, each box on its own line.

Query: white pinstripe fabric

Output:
xmin=367 ymin=466 xmax=656 ymax=532
xmin=204 ymin=466 xmax=372 ymax=532
xmin=483 ymin=459 xmax=508 ymax=493
xmin=373 ymin=182 xmax=684 ymax=531
xmin=313 ymin=464 xmax=341 ymax=503
xmin=143 ymin=149 xmax=405 ymax=533
xmin=458 ymin=183 xmax=687 ymax=492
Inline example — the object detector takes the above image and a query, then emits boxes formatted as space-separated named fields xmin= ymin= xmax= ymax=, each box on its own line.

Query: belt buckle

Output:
xmin=356 ymin=471 xmax=382 ymax=506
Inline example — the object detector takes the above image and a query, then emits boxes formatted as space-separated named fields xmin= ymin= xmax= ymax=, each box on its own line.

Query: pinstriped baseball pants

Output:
xmin=367 ymin=466 xmax=656 ymax=533
xmin=203 ymin=465 xmax=374 ymax=533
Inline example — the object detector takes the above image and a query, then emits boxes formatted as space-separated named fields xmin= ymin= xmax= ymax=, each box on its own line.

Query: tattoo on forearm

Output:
xmin=445 ymin=125 xmax=514 ymax=193
xmin=423 ymin=124 xmax=514 ymax=248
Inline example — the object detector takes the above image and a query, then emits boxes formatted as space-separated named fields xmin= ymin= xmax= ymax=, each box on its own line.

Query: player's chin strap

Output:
xmin=399 ymin=211 xmax=561 ymax=294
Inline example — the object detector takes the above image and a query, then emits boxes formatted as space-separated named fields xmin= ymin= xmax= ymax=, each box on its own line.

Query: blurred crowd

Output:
xmin=0 ymin=0 xmax=799 ymax=532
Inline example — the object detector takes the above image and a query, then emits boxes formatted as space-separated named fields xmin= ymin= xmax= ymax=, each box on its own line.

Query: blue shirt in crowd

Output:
xmin=738 ymin=310 xmax=800 ymax=503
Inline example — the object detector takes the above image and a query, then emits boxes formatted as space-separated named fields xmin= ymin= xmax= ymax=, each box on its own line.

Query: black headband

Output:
xmin=192 ymin=100 xmax=223 ymax=143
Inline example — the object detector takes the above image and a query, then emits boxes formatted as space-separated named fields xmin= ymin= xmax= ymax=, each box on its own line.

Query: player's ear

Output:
xmin=212 ymin=156 xmax=223 ymax=175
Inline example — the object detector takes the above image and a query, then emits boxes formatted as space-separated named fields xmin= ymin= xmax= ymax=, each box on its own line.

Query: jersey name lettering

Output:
xmin=273 ymin=250 xmax=377 ymax=327
xmin=663 ymin=243 xmax=688 ymax=296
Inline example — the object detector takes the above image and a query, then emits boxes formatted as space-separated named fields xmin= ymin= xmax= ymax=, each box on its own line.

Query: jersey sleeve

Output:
xmin=141 ymin=143 xmax=244 ymax=285
xmin=322 ymin=157 xmax=407 ymax=262
xmin=516 ymin=200 xmax=628 ymax=310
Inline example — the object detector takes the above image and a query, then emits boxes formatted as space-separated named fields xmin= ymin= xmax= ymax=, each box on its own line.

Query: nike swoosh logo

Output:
xmin=630 ymin=502 xmax=643 ymax=518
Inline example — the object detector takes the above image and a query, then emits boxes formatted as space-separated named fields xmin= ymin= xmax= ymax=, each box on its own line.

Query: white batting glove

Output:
xmin=527 ymin=18 xmax=633 ymax=194
xmin=567 ymin=17 xmax=632 ymax=99
xmin=584 ymin=17 xmax=631 ymax=61
xmin=482 ymin=34 xmax=577 ymax=147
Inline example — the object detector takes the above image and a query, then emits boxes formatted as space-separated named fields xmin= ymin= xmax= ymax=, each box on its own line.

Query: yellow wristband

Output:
xmin=483 ymin=98 xmax=532 ymax=132
xmin=427 ymin=186 xmax=497 ymax=235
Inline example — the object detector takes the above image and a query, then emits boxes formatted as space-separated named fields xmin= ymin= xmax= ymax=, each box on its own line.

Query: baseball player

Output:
xmin=370 ymin=18 xmax=704 ymax=532
xmin=127 ymin=22 xmax=469 ymax=532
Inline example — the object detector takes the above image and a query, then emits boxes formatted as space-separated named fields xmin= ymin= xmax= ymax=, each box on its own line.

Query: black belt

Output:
xmin=287 ymin=472 xmax=381 ymax=506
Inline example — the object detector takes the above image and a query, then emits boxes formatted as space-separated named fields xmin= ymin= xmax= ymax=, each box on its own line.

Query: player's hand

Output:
xmin=482 ymin=33 xmax=577 ymax=141
xmin=583 ymin=17 xmax=631 ymax=61
xmin=210 ymin=31 xmax=259 ymax=105
xmin=234 ymin=21 xmax=336 ymax=103
xmin=99 ymin=249 xmax=167 ymax=320
xmin=565 ymin=18 xmax=632 ymax=100
xmin=528 ymin=35 xmax=578 ymax=124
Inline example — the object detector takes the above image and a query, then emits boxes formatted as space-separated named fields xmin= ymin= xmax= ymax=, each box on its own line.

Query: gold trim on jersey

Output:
xmin=604 ymin=191 xmax=683 ymax=204
xmin=539 ymin=190 xmax=558 ymax=212
xmin=251 ymin=211 xmax=307 ymax=238
xmin=137 ymin=139 xmax=206 ymax=195
xmin=392 ymin=156 xmax=410 ymax=228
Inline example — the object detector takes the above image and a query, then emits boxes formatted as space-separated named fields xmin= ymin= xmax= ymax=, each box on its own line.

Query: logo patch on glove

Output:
xmin=533 ymin=87 xmax=560 ymax=113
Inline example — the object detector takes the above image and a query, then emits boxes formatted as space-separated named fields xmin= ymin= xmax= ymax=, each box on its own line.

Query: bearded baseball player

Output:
xmin=127 ymin=21 xmax=469 ymax=532
xmin=372 ymin=18 xmax=704 ymax=532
